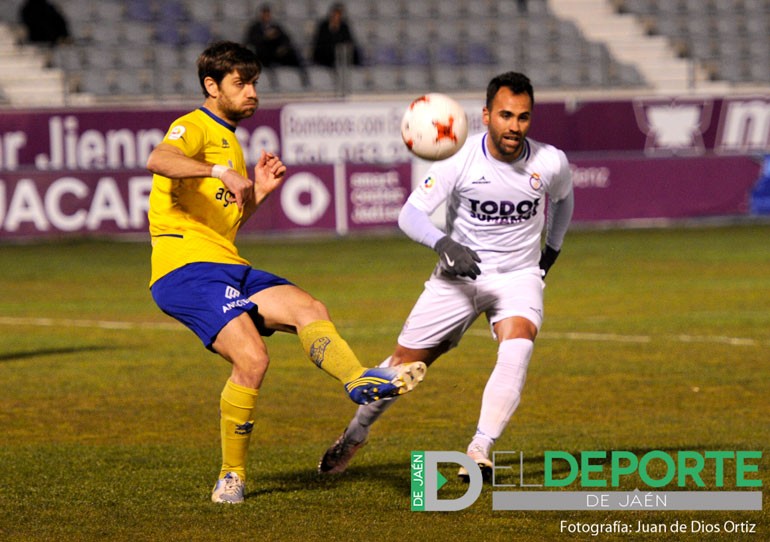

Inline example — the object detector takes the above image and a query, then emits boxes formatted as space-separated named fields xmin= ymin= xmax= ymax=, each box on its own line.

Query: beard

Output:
xmin=218 ymin=95 xmax=258 ymax=123
xmin=489 ymin=129 xmax=524 ymax=161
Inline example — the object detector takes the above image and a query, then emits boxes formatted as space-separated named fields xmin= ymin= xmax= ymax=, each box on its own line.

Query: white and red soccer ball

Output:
xmin=401 ymin=93 xmax=468 ymax=160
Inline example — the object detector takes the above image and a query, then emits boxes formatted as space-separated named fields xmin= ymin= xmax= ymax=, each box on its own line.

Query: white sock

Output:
xmin=345 ymin=357 xmax=399 ymax=442
xmin=473 ymin=338 xmax=533 ymax=446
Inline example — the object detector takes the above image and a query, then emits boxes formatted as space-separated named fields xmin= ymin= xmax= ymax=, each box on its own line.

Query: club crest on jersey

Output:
xmin=168 ymin=125 xmax=186 ymax=140
xmin=529 ymin=173 xmax=543 ymax=190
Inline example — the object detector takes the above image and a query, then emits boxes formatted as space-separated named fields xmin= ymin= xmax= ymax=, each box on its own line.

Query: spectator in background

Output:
xmin=19 ymin=0 xmax=71 ymax=47
xmin=244 ymin=4 xmax=309 ymax=86
xmin=311 ymin=3 xmax=361 ymax=68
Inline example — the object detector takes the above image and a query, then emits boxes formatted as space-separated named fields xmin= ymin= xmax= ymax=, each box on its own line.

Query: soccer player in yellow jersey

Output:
xmin=146 ymin=41 xmax=425 ymax=504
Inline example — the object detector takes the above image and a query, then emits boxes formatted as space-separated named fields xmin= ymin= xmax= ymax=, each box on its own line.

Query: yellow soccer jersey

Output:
xmin=149 ymin=107 xmax=251 ymax=285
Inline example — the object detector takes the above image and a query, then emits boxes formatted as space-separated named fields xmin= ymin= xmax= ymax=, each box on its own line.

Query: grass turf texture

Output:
xmin=0 ymin=225 xmax=767 ymax=541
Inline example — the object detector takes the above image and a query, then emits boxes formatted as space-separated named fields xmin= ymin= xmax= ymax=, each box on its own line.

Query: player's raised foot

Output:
xmin=211 ymin=472 xmax=245 ymax=503
xmin=318 ymin=427 xmax=367 ymax=474
xmin=344 ymin=361 xmax=426 ymax=405
xmin=458 ymin=444 xmax=493 ymax=483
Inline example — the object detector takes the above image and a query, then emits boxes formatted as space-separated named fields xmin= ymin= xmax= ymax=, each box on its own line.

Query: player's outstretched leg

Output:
xmin=298 ymin=320 xmax=426 ymax=404
xmin=317 ymin=426 xmax=368 ymax=474
xmin=344 ymin=361 xmax=426 ymax=405
xmin=318 ymin=394 xmax=399 ymax=473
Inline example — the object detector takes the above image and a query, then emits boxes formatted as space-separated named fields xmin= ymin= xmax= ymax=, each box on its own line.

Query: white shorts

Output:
xmin=397 ymin=266 xmax=545 ymax=350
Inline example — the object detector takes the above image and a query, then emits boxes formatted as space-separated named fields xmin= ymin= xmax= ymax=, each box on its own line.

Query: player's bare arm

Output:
xmin=254 ymin=151 xmax=287 ymax=202
xmin=146 ymin=142 xmax=255 ymax=211
xmin=217 ymin=167 xmax=256 ymax=211
xmin=240 ymin=150 xmax=286 ymax=223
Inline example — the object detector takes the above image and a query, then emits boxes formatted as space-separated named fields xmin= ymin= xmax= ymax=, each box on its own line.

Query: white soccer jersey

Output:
xmin=407 ymin=132 xmax=573 ymax=274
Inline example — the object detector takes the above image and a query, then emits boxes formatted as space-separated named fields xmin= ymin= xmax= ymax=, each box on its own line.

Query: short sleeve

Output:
xmin=548 ymin=149 xmax=573 ymax=202
xmin=407 ymin=159 xmax=460 ymax=215
xmin=162 ymin=119 xmax=206 ymax=158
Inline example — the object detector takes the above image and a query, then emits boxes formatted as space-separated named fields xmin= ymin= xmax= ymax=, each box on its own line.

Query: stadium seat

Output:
xmin=125 ymin=0 xmax=155 ymax=22
xmin=153 ymin=67 xmax=185 ymax=96
xmin=435 ymin=43 xmax=464 ymax=66
xmin=748 ymin=61 xmax=770 ymax=82
xmin=181 ymin=70 xmax=203 ymax=96
xmin=93 ymin=2 xmax=125 ymax=23
xmin=155 ymin=20 xmax=185 ymax=46
xmin=462 ymin=64 xmax=497 ymax=90
xmin=117 ymin=46 xmax=153 ymax=70
xmin=345 ymin=1 xmax=375 ymax=20
xmin=272 ymin=67 xmax=309 ymax=92
xmin=61 ymin=0 xmax=96 ymax=24
xmin=52 ymin=46 xmax=84 ymax=71
xmin=83 ymin=47 xmax=117 ymax=70
xmin=401 ymin=45 xmax=431 ymax=67
xmin=368 ymin=43 xmax=402 ymax=66
xmin=433 ymin=65 xmax=463 ymax=91
xmin=43 ymin=0 xmax=765 ymax=100
xmin=221 ymin=0 xmax=252 ymax=22
xmin=365 ymin=66 xmax=408 ymax=92
xmin=307 ymin=66 xmax=338 ymax=92
xmin=185 ymin=22 xmax=213 ymax=45
xmin=116 ymin=69 xmax=154 ymax=95
xmin=435 ymin=0 xmax=464 ymax=19
xmin=154 ymin=45 xmax=181 ymax=69
xmin=90 ymin=23 xmax=118 ymax=44
xmin=403 ymin=0 xmax=434 ymax=19
xmin=374 ymin=1 xmax=404 ymax=19
xmin=158 ymin=1 xmax=189 ymax=23
xmin=465 ymin=42 xmax=497 ymax=65
xmin=349 ymin=67 xmax=375 ymax=93
xmin=400 ymin=66 xmax=432 ymax=91
xmin=400 ymin=19 xmax=432 ymax=46
xmin=622 ymin=0 xmax=769 ymax=86
xmin=180 ymin=44 xmax=203 ymax=68
xmin=183 ymin=0 xmax=213 ymax=22
xmin=122 ymin=21 xmax=155 ymax=45
xmin=80 ymin=69 xmax=117 ymax=96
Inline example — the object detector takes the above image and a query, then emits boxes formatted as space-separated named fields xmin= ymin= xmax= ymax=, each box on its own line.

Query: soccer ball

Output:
xmin=401 ymin=93 xmax=468 ymax=160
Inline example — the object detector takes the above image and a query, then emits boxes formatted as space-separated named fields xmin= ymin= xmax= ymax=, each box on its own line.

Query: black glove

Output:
xmin=434 ymin=235 xmax=482 ymax=280
xmin=539 ymin=245 xmax=560 ymax=278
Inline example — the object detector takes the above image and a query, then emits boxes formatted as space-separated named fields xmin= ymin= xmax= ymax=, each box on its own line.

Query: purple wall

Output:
xmin=0 ymin=95 xmax=766 ymax=238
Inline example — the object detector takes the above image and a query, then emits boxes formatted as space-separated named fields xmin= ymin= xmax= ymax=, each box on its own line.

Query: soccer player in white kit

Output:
xmin=319 ymin=72 xmax=575 ymax=478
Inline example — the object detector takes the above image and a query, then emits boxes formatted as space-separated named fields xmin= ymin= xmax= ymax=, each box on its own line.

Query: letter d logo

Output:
xmin=416 ymin=451 xmax=482 ymax=511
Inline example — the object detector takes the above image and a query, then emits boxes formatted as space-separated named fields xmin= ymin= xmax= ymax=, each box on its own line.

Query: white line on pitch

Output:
xmin=0 ymin=316 xmax=762 ymax=347
xmin=0 ymin=316 xmax=183 ymax=331
xmin=540 ymin=331 xmax=652 ymax=343
xmin=467 ymin=328 xmax=761 ymax=347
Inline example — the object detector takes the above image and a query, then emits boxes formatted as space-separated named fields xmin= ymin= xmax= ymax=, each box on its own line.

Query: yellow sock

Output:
xmin=219 ymin=379 xmax=258 ymax=481
xmin=298 ymin=320 xmax=366 ymax=384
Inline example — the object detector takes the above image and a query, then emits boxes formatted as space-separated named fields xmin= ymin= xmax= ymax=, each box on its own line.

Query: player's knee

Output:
xmin=234 ymin=346 xmax=270 ymax=382
xmin=298 ymin=296 xmax=331 ymax=325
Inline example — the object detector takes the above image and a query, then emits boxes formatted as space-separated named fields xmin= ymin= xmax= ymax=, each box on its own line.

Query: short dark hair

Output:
xmin=197 ymin=41 xmax=262 ymax=98
xmin=486 ymin=72 xmax=534 ymax=109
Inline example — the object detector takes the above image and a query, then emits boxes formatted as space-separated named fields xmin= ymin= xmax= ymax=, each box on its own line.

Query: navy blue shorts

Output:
xmin=151 ymin=262 xmax=293 ymax=349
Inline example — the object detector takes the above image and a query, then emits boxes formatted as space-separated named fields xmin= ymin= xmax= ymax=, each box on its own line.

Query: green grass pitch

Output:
xmin=0 ymin=224 xmax=767 ymax=541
